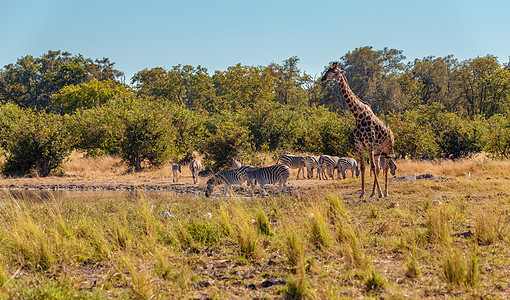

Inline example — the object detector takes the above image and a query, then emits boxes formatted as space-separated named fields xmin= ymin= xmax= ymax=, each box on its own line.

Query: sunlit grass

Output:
xmin=0 ymin=156 xmax=509 ymax=298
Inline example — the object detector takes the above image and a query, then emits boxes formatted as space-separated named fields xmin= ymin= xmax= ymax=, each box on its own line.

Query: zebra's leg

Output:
xmin=260 ymin=183 xmax=266 ymax=198
xmin=278 ymin=179 xmax=284 ymax=195
xmin=249 ymin=179 xmax=255 ymax=197
xmin=223 ymin=182 xmax=229 ymax=197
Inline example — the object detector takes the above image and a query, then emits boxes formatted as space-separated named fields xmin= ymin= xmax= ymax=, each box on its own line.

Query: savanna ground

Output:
xmin=0 ymin=152 xmax=509 ymax=299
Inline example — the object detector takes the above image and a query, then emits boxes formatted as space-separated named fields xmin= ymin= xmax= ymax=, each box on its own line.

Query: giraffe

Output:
xmin=321 ymin=62 xmax=395 ymax=197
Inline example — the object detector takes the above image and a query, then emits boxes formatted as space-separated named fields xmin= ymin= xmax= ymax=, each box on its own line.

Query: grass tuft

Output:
xmin=426 ymin=205 xmax=451 ymax=245
xmin=474 ymin=207 xmax=505 ymax=245
xmin=337 ymin=217 xmax=365 ymax=267
xmin=308 ymin=208 xmax=331 ymax=249
xmin=405 ymin=252 xmax=420 ymax=279
xmin=235 ymin=215 xmax=261 ymax=260
xmin=364 ymin=268 xmax=387 ymax=292
xmin=442 ymin=246 xmax=478 ymax=287
xmin=284 ymin=228 xmax=305 ymax=270
xmin=326 ymin=193 xmax=348 ymax=221
xmin=255 ymin=209 xmax=272 ymax=236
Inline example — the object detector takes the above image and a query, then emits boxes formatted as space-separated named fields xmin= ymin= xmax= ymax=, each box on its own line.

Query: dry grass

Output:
xmin=0 ymin=154 xmax=509 ymax=298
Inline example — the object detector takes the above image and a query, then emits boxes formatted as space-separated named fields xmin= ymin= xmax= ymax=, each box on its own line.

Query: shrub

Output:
xmin=0 ymin=104 xmax=73 ymax=177
xmin=204 ymin=111 xmax=253 ymax=170
xmin=71 ymin=98 xmax=179 ymax=171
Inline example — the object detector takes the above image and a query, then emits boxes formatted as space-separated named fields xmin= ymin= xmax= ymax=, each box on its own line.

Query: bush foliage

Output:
xmin=1 ymin=49 xmax=510 ymax=175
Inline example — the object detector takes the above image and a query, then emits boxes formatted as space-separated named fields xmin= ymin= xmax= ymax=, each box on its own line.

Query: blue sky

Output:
xmin=1 ymin=0 xmax=509 ymax=81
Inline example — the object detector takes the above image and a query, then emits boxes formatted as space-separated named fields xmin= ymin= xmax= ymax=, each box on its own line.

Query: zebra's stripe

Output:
xmin=277 ymin=154 xmax=306 ymax=179
xmin=246 ymin=164 xmax=290 ymax=197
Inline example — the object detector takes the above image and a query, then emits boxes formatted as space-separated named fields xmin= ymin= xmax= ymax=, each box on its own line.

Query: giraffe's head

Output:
xmin=320 ymin=62 xmax=346 ymax=83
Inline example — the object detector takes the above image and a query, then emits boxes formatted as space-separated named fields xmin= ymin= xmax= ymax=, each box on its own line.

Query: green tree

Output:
xmin=455 ymin=55 xmax=500 ymax=117
xmin=480 ymin=113 xmax=510 ymax=158
xmin=132 ymin=65 xmax=216 ymax=111
xmin=52 ymin=78 xmax=132 ymax=114
xmin=213 ymin=64 xmax=276 ymax=110
xmin=339 ymin=46 xmax=406 ymax=115
xmin=0 ymin=51 xmax=123 ymax=110
xmin=406 ymin=56 xmax=459 ymax=111
xmin=268 ymin=56 xmax=310 ymax=107
xmin=484 ymin=68 xmax=510 ymax=117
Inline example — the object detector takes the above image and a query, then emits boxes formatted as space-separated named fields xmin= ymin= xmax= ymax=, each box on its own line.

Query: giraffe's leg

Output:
xmin=357 ymin=149 xmax=366 ymax=197
xmin=383 ymin=157 xmax=389 ymax=197
xmin=370 ymin=150 xmax=383 ymax=198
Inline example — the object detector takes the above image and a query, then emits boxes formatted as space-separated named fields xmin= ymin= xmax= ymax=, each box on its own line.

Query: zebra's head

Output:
xmin=205 ymin=184 xmax=213 ymax=197
xmin=205 ymin=176 xmax=219 ymax=197
xmin=389 ymin=160 xmax=397 ymax=176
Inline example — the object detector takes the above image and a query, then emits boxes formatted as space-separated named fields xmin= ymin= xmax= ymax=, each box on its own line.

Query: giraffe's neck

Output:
xmin=336 ymin=74 xmax=368 ymax=118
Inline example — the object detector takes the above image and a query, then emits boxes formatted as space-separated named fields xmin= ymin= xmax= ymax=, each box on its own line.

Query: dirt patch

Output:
xmin=0 ymin=171 xmax=338 ymax=198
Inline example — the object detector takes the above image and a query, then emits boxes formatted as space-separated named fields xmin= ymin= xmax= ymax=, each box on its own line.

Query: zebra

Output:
xmin=172 ymin=163 xmax=181 ymax=183
xmin=245 ymin=164 xmax=290 ymax=198
xmin=230 ymin=157 xmax=242 ymax=169
xmin=205 ymin=165 xmax=254 ymax=197
xmin=318 ymin=155 xmax=340 ymax=180
xmin=337 ymin=157 xmax=360 ymax=179
xmin=371 ymin=156 xmax=397 ymax=177
xmin=304 ymin=155 xmax=320 ymax=179
xmin=189 ymin=158 xmax=202 ymax=184
xmin=277 ymin=154 xmax=306 ymax=179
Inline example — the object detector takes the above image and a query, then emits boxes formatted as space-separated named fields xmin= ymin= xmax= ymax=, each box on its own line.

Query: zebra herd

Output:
xmin=278 ymin=154 xmax=361 ymax=181
xmin=205 ymin=164 xmax=290 ymax=198
xmin=172 ymin=153 xmax=396 ymax=198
